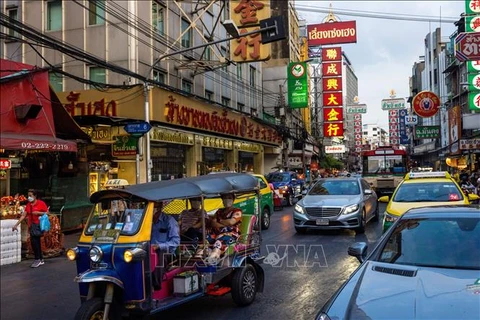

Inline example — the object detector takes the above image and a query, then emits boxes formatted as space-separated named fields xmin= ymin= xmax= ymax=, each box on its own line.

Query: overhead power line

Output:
xmin=295 ymin=5 xmax=459 ymax=23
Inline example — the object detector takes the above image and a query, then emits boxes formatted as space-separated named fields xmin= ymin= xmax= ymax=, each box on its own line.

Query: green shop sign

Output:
xmin=466 ymin=0 xmax=480 ymax=15
xmin=468 ymin=73 xmax=480 ymax=91
xmin=287 ymin=62 xmax=308 ymax=109
xmin=415 ymin=126 xmax=440 ymax=139
xmin=381 ymin=98 xmax=405 ymax=110
xmin=465 ymin=15 xmax=480 ymax=32
xmin=468 ymin=60 xmax=480 ymax=73
xmin=346 ymin=104 xmax=367 ymax=114
xmin=112 ymin=135 xmax=138 ymax=156
xmin=469 ymin=91 xmax=480 ymax=111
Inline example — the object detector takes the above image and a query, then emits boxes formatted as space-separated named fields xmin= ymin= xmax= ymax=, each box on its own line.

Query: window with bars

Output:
xmin=152 ymin=1 xmax=164 ymax=35
xmin=46 ymin=0 xmax=62 ymax=31
xmin=89 ymin=0 xmax=105 ymax=26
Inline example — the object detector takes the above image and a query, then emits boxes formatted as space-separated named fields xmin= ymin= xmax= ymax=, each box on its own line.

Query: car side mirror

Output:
xmin=348 ymin=242 xmax=368 ymax=263
xmin=364 ymin=189 xmax=373 ymax=195
xmin=378 ymin=196 xmax=389 ymax=203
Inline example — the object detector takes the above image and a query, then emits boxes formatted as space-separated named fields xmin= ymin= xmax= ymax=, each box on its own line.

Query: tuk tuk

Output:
xmin=67 ymin=173 xmax=265 ymax=319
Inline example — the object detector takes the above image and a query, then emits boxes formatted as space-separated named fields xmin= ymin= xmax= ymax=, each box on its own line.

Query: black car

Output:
xmin=317 ymin=205 xmax=480 ymax=320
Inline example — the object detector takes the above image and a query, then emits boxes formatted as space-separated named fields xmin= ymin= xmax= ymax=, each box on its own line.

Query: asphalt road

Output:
xmin=0 ymin=203 xmax=387 ymax=320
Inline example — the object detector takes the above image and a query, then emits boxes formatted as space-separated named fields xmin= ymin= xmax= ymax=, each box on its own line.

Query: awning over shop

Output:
xmin=0 ymin=133 xmax=78 ymax=152
xmin=0 ymin=59 xmax=89 ymax=152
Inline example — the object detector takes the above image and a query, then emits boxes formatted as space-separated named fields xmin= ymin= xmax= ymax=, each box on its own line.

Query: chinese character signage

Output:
xmin=388 ymin=110 xmax=400 ymax=145
xmin=468 ymin=60 xmax=480 ymax=73
xmin=466 ymin=15 xmax=480 ymax=32
xmin=287 ymin=62 xmax=308 ymax=109
xmin=323 ymin=107 xmax=344 ymax=122
xmin=323 ymin=123 xmax=344 ymax=137
xmin=468 ymin=73 xmax=480 ymax=90
xmin=322 ymin=77 xmax=343 ymax=92
xmin=381 ymin=98 xmax=406 ymax=110
xmin=322 ymin=47 xmax=342 ymax=61
xmin=322 ymin=62 xmax=342 ymax=76
xmin=466 ymin=0 xmax=480 ymax=15
xmin=323 ymin=92 xmax=343 ymax=106
xmin=468 ymin=91 xmax=480 ymax=111
xmin=230 ymin=0 xmax=271 ymax=62
xmin=415 ymin=126 xmax=440 ymax=139
xmin=307 ymin=21 xmax=357 ymax=46
xmin=354 ymin=113 xmax=363 ymax=153
xmin=0 ymin=159 xmax=11 ymax=170
xmin=412 ymin=91 xmax=440 ymax=117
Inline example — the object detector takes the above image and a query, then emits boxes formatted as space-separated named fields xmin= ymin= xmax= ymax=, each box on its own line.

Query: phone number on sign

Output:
xmin=21 ymin=142 xmax=72 ymax=151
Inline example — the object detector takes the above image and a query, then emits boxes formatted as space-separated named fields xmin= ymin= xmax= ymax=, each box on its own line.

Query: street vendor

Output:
xmin=205 ymin=193 xmax=242 ymax=261
xmin=12 ymin=189 xmax=48 ymax=268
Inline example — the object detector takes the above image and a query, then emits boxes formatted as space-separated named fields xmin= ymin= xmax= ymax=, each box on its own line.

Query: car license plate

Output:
xmin=316 ymin=219 xmax=329 ymax=226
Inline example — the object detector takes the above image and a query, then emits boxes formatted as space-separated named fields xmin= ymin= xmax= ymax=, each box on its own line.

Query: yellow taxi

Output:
xmin=379 ymin=171 xmax=479 ymax=232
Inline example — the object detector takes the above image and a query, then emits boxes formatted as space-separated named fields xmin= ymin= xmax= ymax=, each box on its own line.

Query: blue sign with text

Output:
xmin=124 ymin=122 xmax=152 ymax=135
xmin=399 ymin=109 xmax=410 ymax=145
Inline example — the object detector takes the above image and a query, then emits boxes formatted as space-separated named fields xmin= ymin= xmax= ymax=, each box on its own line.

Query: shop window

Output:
xmin=8 ymin=8 xmax=18 ymax=37
xmin=89 ymin=0 xmax=105 ymax=26
xmin=152 ymin=1 xmax=165 ymax=35
xmin=46 ymin=0 xmax=62 ymax=31
xmin=89 ymin=67 xmax=106 ymax=86
xmin=182 ymin=79 xmax=193 ymax=93
xmin=181 ymin=19 xmax=192 ymax=48
xmin=151 ymin=144 xmax=187 ymax=180
xmin=239 ymin=151 xmax=254 ymax=173
xmin=49 ymin=70 xmax=63 ymax=92
xmin=202 ymin=147 xmax=228 ymax=173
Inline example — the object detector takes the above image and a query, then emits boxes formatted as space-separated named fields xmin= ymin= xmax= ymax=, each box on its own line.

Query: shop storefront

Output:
xmin=56 ymin=85 xmax=282 ymax=182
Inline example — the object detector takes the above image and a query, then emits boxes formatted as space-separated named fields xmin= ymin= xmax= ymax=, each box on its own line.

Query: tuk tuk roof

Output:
xmin=89 ymin=173 xmax=259 ymax=203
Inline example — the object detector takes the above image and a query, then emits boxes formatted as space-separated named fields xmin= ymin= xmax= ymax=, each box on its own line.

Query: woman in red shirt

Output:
xmin=12 ymin=189 xmax=48 ymax=268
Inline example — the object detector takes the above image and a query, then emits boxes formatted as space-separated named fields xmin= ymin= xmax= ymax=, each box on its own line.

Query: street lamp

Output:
xmin=142 ymin=19 xmax=284 ymax=182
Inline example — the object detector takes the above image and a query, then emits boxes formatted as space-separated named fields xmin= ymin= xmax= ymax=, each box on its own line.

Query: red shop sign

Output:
xmin=323 ymin=107 xmax=344 ymax=122
xmin=307 ymin=21 xmax=357 ymax=46
xmin=323 ymin=77 xmax=343 ymax=92
xmin=323 ymin=123 xmax=344 ymax=137
xmin=412 ymin=91 xmax=440 ymax=118
xmin=322 ymin=47 xmax=342 ymax=61
xmin=322 ymin=62 xmax=342 ymax=76
xmin=323 ymin=92 xmax=343 ymax=107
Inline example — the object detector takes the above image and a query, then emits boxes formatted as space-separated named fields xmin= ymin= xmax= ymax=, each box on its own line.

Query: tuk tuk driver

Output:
xmin=206 ymin=193 xmax=242 ymax=261
xmin=151 ymin=201 xmax=180 ymax=290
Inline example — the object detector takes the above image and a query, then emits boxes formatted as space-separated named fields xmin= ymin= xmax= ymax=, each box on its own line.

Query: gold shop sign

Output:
xmin=150 ymin=127 xmax=194 ymax=145
xmin=238 ymin=142 xmax=262 ymax=153
xmin=201 ymin=136 xmax=233 ymax=150
xmin=81 ymin=127 xmax=111 ymax=141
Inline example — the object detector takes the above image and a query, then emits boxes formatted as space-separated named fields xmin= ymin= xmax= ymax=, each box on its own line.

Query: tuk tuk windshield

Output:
xmin=85 ymin=199 xmax=148 ymax=236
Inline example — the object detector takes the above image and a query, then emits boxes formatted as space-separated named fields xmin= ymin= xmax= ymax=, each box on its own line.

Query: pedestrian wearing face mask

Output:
xmin=205 ymin=193 xmax=242 ymax=261
xmin=12 ymin=189 xmax=48 ymax=268
xmin=178 ymin=197 xmax=207 ymax=241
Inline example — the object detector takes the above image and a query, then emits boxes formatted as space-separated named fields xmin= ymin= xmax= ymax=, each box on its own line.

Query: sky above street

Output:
xmin=295 ymin=1 xmax=464 ymax=129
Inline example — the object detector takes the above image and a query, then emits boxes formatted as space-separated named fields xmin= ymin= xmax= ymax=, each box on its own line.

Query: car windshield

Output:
xmin=85 ymin=199 xmax=148 ymax=237
xmin=267 ymin=173 xmax=289 ymax=183
xmin=309 ymin=180 xmax=360 ymax=195
xmin=378 ymin=217 xmax=480 ymax=270
xmin=393 ymin=182 xmax=463 ymax=202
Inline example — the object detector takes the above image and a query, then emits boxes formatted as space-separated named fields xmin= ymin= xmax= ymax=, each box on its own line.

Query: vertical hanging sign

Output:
xmin=287 ymin=62 xmax=309 ymax=109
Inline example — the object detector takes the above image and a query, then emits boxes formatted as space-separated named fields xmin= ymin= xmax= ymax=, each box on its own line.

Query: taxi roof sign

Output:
xmin=104 ymin=179 xmax=129 ymax=188
xmin=406 ymin=171 xmax=451 ymax=180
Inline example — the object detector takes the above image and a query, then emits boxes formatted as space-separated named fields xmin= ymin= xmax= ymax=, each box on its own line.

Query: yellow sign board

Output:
xmin=230 ymin=0 xmax=271 ymax=62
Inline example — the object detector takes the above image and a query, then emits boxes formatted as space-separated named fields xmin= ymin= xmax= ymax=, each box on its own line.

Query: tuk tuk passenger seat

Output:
xmin=234 ymin=214 xmax=257 ymax=252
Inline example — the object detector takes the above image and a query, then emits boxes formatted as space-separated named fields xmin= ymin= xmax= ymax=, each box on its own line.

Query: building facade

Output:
xmin=362 ymin=124 xmax=388 ymax=149
xmin=1 ymin=0 xmax=284 ymax=185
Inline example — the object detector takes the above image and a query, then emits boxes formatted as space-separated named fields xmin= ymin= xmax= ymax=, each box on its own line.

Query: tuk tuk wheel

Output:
xmin=261 ymin=207 xmax=271 ymax=230
xmin=231 ymin=264 xmax=257 ymax=306
xmin=74 ymin=297 xmax=118 ymax=320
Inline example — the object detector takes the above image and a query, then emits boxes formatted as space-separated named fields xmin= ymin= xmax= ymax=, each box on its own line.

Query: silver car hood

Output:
xmin=327 ymin=261 xmax=480 ymax=319
xmin=302 ymin=194 xmax=361 ymax=207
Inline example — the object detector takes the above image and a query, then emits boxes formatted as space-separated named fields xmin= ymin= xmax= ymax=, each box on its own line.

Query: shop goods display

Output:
xmin=0 ymin=219 xmax=21 ymax=266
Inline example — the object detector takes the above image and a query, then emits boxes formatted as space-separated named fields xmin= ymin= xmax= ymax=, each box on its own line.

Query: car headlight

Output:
xmin=294 ymin=204 xmax=305 ymax=214
xmin=89 ymin=246 xmax=103 ymax=263
xmin=343 ymin=204 xmax=359 ymax=214
xmin=384 ymin=212 xmax=398 ymax=223
xmin=315 ymin=312 xmax=331 ymax=320
xmin=66 ymin=247 xmax=78 ymax=261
